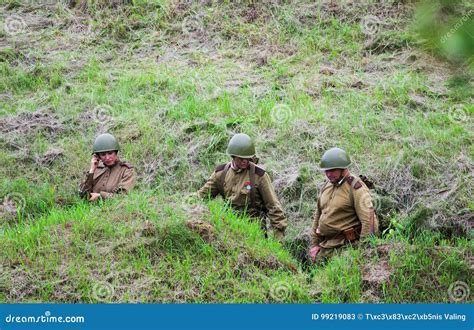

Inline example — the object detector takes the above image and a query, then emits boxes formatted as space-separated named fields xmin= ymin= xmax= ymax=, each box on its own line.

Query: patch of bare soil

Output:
xmin=362 ymin=260 xmax=393 ymax=287
xmin=182 ymin=204 xmax=221 ymax=243
xmin=0 ymin=196 xmax=23 ymax=222
xmin=186 ymin=219 xmax=215 ymax=243
xmin=76 ymin=107 xmax=117 ymax=133
xmin=67 ymin=0 xmax=132 ymax=12
xmin=359 ymin=243 xmax=400 ymax=302
xmin=139 ymin=220 xmax=157 ymax=237
xmin=0 ymin=109 xmax=65 ymax=137
xmin=0 ymin=109 xmax=69 ymax=163
xmin=3 ymin=267 xmax=38 ymax=302
xmin=35 ymin=147 xmax=64 ymax=165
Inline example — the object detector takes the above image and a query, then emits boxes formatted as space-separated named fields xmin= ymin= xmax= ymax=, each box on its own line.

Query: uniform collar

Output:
xmin=109 ymin=160 xmax=120 ymax=168
xmin=230 ymin=160 xmax=249 ymax=173
xmin=101 ymin=160 xmax=120 ymax=169
xmin=94 ymin=160 xmax=120 ymax=179
xmin=333 ymin=175 xmax=348 ymax=187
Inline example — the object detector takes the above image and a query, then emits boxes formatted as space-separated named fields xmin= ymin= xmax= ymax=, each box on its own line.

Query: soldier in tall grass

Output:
xmin=198 ymin=133 xmax=287 ymax=240
xmin=309 ymin=148 xmax=379 ymax=262
xmin=79 ymin=133 xmax=136 ymax=202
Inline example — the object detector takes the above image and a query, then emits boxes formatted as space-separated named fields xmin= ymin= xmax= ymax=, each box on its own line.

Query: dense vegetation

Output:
xmin=0 ymin=0 xmax=472 ymax=303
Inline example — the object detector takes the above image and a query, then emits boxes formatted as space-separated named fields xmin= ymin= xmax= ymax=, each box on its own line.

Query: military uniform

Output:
xmin=79 ymin=161 xmax=136 ymax=199
xmin=80 ymin=133 xmax=136 ymax=200
xmin=199 ymin=133 xmax=287 ymax=239
xmin=198 ymin=162 xmax=287 ymax=239
xmin=311 ymin=175 xmax=378 ymax=259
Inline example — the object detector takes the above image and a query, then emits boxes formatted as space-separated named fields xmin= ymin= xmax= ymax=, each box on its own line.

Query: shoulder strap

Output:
xmin=348 ymin=176 xmax=361 ymax=207
xmin=119 ymin=161 xmax=133 ymax=169
xmin=217 ymin=163 xmax=231 ymax=198
xmin=254 ymin=164 xmax=265 ymax=177
xmin=215 ymin=163 xmax=227 ymax=172
xmin=249 ymin=162 xmax=257 ymax=208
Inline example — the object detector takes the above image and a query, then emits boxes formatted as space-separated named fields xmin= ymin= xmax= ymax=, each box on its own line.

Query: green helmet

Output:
xmin=226 ymin=133 xmax=256 ymax=158
xmin=92 ymin=133 xmax=120 ymax=154
xmin=320 ymin=147 xmax=351 ymax=170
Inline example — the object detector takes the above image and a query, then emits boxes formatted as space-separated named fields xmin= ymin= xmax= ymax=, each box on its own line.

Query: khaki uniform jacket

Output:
xmin=198 ymin=163 xmax=287 ymax=232
xmin=311 ymin=175 xmax=378 ymax=249
xmin=79 ymin=161 xmax=136 ymax=199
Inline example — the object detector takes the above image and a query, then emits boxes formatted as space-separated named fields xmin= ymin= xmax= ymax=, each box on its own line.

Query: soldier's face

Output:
xmin=98 ymin=151 xmax=118 ymax=167
xmin=325 ymin=169 xmax=344 ymax=183
xmin=233 ymin=157 xmax=250 ymax=169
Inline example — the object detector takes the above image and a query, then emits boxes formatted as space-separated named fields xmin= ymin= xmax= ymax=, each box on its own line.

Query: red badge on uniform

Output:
xmin=244 ymin=181 xmax=252 ymax=190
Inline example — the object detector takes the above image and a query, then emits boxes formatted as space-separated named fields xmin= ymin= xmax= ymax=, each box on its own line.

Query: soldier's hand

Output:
xmin=89 ymin=193 xmax=101 ymax=202
xmin=90 ymin=155 xmax=99 ymax=173
xmin=309 ymin=245 xmax=321 ymax=262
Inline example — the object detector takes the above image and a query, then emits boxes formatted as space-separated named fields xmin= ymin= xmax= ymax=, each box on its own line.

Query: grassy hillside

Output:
xmin=0 ymin=0 xmax=473 ymax=303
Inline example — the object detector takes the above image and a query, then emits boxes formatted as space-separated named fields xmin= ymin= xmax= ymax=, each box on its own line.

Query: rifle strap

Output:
xmin=218 ymin=163 xmax=231 ymax=198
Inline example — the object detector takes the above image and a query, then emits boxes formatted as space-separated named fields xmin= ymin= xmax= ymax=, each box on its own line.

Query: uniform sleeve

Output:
xmin=353 ymin=186 xmax=377 ymax=238
xmin=197 ymin=171 xmax=221 ymax=199
xmin=79 ymin=172 xmax=94 ymax=198
xmin=99 ymin=168 xmax=136 ymax=200
xmin=311 ymin=182 xmax=330 ymax=246
xmin=258 ymin=173 xmax=287 ymax=231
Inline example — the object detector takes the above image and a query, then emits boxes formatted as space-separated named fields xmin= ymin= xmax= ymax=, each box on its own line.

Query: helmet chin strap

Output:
xmin=337 ymin=176 xmax=345 ymax=185
xmin=231 ymin=157 xmax=250 ymax=171
xmin=336 ymin=169 xmax=348 ymax=185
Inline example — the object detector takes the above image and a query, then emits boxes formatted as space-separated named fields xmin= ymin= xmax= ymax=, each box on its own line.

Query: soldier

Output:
xmin=79 ymin=133 xmax=136 ymax=202
xmin=198 ymin=133 xmax=287 ymax=240
xmin=309 ymin=147 xmax=378 ymax=262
